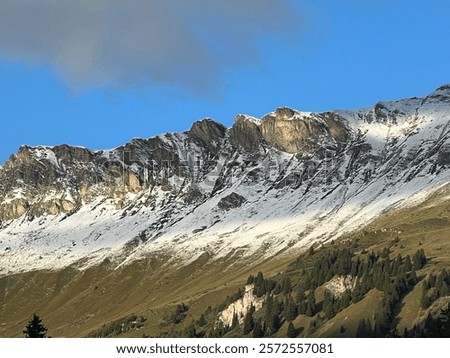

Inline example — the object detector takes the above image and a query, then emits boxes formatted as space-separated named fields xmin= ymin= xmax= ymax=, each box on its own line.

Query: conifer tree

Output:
xmin=356 ymin=318 xmax=367 ymax=337
xmin=439 ymin=281 xmax=449 ymax=297
xmin=305 ymin=290 xmax=316 ymax=317
xmin=412 ymin=249 xmax=427 ymax=270
xmin=409 ymin=269 xmax=418 ymax=286
xmin=352 ymin=282 xmax=363 ymax=303
xmin=287 ymin=322 xmax=297 ymax=338
xmin=351 ymin=258 xmax=359 ymax=277
xmin=438 ymin=304 xmax=450 ymax=336
xmin=282 ymin=277 xmax=292 ymax=294
xmin=323 ymin=290 xmax=335 ymax=319
xmin=420 ymin=283 xmax=430 ymax=309
xmin=231 ymin=313 xmax=239 ymax=329
xmin=341 ymin=290 xmax=351 ymax=309
xmin=197 ymin=314 xmax=206 ymax=327
xmin=428 ymin=273 xmax=436 ymax=287
xmin=264 ymin=295 xmax=280 ymax=335
xmin=243 ymin=307 xmax=255 ymax=335
xmin=252 ymin=319 xmax=264 ymax=338
xmin=23 ymin=313 xmax=48 ymax=338
xmin=392 ymin=254 xmax=402 ymax=276
xmin=296 ymin=290 xmax=307 ymax=315
xmin=285 ymin=297 xmax=298 ymax=322
xmin=254 ymin=272 xmax=267 ymax=297
xmin=404 ymin=255 xmax=412 ymax=272
xmin=185 ymin=324 xmax=197 ymax=338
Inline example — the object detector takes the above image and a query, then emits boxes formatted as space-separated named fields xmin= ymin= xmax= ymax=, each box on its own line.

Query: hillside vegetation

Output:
xmin=2 ymin=186 xmax=450 ymax=337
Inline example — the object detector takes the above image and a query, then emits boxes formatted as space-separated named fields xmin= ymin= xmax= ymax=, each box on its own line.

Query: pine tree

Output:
xmin=436 ymin=273 xmax=445 ymax=293
xmin=242 ymin=307 xmax=255 ymax=335
xmin=264 ymin=295 xmax=280 ymax=335
xmin=439 ymin=303 xmax=450 ymax=336
xmin=439 ymin=281 xmax=449 ymax=297
xmin=351 ymin=258 xmax=359 ymax=277
xmin=323 ymin=290 xmax=335 ymax=319
xmin=231 ymin=313 xmax=239 ymax=329
xmin=409 ymin=269 xmax=418 ymax=286
xmin=341 ymin=290 xmax=351 ymax=309
xmin=252 ymin=319 xmax=264 ymax=338
xmin=352 ymin=282 xmax=363 ymax=303
xmin=305 ymin=290 xmax=316 ymax=317
xmin=356 ymin=318 xmax=367 ymax=338
xmin=420 ymin=283 xmax=430 ymax=309
xmin=392 ymin=254 xmax=402 ymax=276
xmin=282 ymin=277 xmax=292 ymax=294
xmin=287 ymin=322 xmax=297 ymax=338
xmin=197 ymin=314 xmax=206 ymax=327
xmin=254 ymin=272 xmax=267 ymax=297
xmin=428 ymin=274 xmax=436 ymax=287
xmin=23 ymin=313 xmax=48 ymax=338
xmin=296 ymin=289 xmax=307 ymax=315
xmin=404 ymin=255 xmax=412 ymax=272
xmin=185 ymin=324 xmax=197 ymax=338
xmin=285 ymin=297 xmax=298 ymax=322
xmin=412 ymin=249 xmax=426 ymax=270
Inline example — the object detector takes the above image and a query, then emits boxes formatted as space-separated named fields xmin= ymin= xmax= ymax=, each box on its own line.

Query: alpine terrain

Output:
xmin=1 ymin=85 xmax=450 ymax=337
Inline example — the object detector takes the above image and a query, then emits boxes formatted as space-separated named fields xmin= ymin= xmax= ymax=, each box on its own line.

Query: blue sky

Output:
xmin=1 ymin=0 xmax=450 ymax=164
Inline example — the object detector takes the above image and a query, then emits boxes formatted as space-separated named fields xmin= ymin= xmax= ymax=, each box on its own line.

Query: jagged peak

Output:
xmin=188 ymin=117 xmax=225 ymax=132
xmin=428 ymin=84 xmax=450 ymax=98
xmin=262 ymin=107 xmax=313 ymax=122
xmin=188 ymin=117 xmax=226 ymax=135
xmin=186 ymin=117 xmax=226 ymax=152
xmin=234 ymin=107 xmax=315 ymax=126
xmin=435 ymin=83 xmax=450 ymax=91
xmin=412 ymin=84 xmax=450 ymax=106
xmin=234 ymin=114 xmax=260 ymax=125
xmin=274 ymin=107 xmax=298 ymax=119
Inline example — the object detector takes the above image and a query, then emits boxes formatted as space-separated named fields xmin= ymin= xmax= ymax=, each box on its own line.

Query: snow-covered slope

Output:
xmin=1 ymin=85 xmax=450 ymax=276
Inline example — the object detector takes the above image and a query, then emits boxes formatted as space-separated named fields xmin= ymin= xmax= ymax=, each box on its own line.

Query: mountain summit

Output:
xmin=1 ymin=86 xmax=450 ymax=276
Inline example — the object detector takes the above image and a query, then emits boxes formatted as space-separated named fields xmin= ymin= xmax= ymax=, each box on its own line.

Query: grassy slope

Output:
xmin=2 ymin=185 xmax=450 ymax=337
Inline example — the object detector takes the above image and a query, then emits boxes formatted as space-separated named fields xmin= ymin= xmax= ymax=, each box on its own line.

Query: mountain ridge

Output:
xmin=1 ymin=85 xmax=450 ymax=277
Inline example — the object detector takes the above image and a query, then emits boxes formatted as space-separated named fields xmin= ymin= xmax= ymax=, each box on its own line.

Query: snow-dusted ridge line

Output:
xmin=1 ymin=86 xmax=450 ymax=276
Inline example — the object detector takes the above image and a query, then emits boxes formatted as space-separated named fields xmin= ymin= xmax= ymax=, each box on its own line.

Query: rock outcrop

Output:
xmin=229 ymin=115 xmax=263 ymax=151
xmin=259 ymin=107 xmax=349 ymax=154
xmin=217 ymin=192 xmax=246 ymax=210
xmin=217 ymin=285 xmax=264 ymax=327
xmin=187 ymin=118 xmax=227 ymax=154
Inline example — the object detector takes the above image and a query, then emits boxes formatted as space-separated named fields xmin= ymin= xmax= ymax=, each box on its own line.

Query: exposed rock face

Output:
xmin=52 ymin=144 xmax=93 ymax=164
xmin=218 ymin=285 xmax=264 ymax=327
xmin=0 ymin=199 xmax=29 ymax=221
xmin=228 ymin=108 xmax=350 ymax=155
xmin=259 ymin=107 xmax=349 ymax=154
xmin=323 ymin=275 xmax=356 ymax=297
xmin=229 ymin=115 xmax=263 ymax=151
xmin=187 ymin=118 xmax=227 ymax=154
xmin=217 ymin=192 xmax=246 ymax=210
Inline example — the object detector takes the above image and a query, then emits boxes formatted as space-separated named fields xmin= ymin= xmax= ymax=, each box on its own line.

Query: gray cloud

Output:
xmin=0 ymin=0 xmax=301 ymax=94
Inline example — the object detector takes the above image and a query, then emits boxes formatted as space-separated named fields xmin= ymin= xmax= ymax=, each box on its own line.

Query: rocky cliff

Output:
xmin=1 ymin=85 xmax=450 ymax=275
